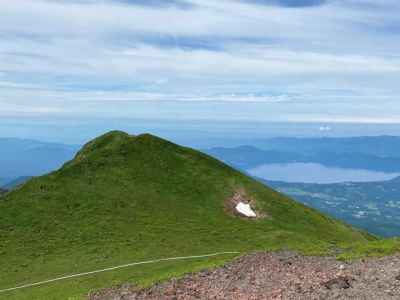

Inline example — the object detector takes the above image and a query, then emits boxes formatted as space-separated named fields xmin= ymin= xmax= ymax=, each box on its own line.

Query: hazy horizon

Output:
xmin=3 ymin=117 xmax=400 ymax=147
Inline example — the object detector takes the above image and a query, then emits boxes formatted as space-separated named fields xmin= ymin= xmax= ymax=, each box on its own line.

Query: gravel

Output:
xmin=89 ymin=251 xmax=400 ymax=299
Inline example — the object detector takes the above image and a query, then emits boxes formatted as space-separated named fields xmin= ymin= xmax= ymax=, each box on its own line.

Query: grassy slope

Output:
xmin=0 ymin=131 xmax=371 ymax=299
xmin=338 ymin=238 xmax=400 ymax=260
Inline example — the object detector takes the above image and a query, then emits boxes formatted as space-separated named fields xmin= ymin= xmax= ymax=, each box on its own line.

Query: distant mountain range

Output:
xmin=205 ymin=139 xmax=400 ymax=173
xmin=0 ymin=178 xmax=10 ymax=187
xmin=1 ymin=176 xmax=32 ymax=190
xmin=251 ymin=136 xmax=400 ymax=158
xmin=0 ymin=138 xmax=80 ymax=181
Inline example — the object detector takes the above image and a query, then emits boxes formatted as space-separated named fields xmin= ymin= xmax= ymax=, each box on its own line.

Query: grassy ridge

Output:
xmin=0 ymin=131 xmax=372 ymax=299
xmin=2 ymin=254 xmax=240 ymax=300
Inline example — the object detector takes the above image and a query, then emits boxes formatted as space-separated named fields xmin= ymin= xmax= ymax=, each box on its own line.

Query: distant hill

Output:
xmin=265 ymin=176 xmax=400 ymax=237
xmin=204 ymin=146 xmax=301 ymax=170
xmin=0 ymin=131 xmax=371 ymax=300
xmin=205 ymin=143 xmax=400 ymax=173
xmin=1 ymin=176 xmax=32 ymax=190
xmin=0 ymin=178 xmax=11 ymax=187
xmin=255 ymin=136 xmax=400 ymax=158
xmin=0 ymin=138 xmax=79 ymax=179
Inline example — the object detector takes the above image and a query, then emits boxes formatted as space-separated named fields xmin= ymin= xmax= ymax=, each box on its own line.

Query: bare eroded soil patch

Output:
xmin=224 ymin=189 xmax=267 ymax=220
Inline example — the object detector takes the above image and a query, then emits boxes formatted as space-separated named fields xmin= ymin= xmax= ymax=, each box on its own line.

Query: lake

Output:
xmin=248 ymin=162 xmax=400 ymax=184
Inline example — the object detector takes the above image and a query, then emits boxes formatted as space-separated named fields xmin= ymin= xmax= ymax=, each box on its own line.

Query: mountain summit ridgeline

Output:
xmin=0 ymin=131 xmax=372 ymax=299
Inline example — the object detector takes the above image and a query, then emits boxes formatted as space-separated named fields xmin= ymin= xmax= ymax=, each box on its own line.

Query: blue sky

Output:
xmin=1 ymin=0 xmax=400 ymax=123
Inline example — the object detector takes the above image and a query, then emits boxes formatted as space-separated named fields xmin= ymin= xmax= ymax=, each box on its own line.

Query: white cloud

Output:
xmin=0 ymin=0 xmax=399 ymax=122
xmin=319 ymin=125 xmax=331 ymax=131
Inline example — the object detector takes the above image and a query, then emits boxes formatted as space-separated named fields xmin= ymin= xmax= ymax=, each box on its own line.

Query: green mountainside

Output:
xmin=0 ymin=131 xmax=373 ymax=299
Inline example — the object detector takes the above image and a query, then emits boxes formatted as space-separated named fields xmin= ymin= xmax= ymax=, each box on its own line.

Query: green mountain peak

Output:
xmin=0 ymin=131 xmax=373 ymax=299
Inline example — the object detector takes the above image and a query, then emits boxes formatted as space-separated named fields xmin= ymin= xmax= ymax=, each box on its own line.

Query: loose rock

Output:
xmin=90 ymin=252 xmax=400 ymax=300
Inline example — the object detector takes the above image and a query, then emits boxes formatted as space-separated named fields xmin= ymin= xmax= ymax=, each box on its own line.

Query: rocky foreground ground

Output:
xmin=90 ymin=251 xmax=400 ymax=299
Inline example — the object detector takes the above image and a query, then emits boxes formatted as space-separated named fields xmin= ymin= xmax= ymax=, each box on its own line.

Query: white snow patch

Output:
xmin=235 ymin=202 xmax=257 ymax=218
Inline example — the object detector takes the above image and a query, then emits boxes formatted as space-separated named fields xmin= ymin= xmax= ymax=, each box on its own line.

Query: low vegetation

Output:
xmin=338 ymin=238 xmax=400 ymax=260
xmin=0 ymin=131 xmax=380 ymax=299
